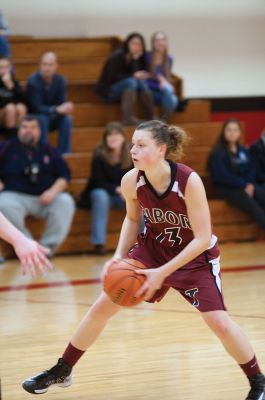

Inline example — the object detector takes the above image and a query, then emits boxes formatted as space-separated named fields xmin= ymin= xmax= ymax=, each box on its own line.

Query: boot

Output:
xmin=121 ymin=89 xmax=142 ymax=126
xmin=139 ymin=90 xmax=156 ymax=120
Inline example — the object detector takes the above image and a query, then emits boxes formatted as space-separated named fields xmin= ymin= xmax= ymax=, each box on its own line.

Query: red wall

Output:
xmin=211 ymin=111 xmax=265 ymax=145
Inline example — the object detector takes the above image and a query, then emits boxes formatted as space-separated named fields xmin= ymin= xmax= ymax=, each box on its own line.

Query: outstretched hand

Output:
xmin=13 ymin=236 xmax=53 ymax=278
xmin=135 ymin=267 xmax=166 ymax=301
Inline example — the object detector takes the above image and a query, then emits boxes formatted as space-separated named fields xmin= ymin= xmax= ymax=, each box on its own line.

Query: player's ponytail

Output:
xmin=136 ymin=120 xmax=188 ymax=160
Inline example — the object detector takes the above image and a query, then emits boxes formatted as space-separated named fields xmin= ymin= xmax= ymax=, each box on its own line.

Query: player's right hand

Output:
xmin=101 ymin=256 xmax=121 ymax=281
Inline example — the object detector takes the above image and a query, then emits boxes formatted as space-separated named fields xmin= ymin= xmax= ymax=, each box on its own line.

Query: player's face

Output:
xmin=18 ymin=120 xmax=41 ymax=146
xmin=131 ymin=129 xmax=165 ymax=169
xmin=128 ymin=37 xmax=144 ymax=58
xmin=106 ymin=130 xmax=125 ymax=151
xmin=224 ymin=122 xmax=241 ymax=144
xmin=0 ymin=58 xmax=11 ymax=77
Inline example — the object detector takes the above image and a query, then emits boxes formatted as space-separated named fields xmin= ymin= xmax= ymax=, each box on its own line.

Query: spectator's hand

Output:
xmin=56 ymin=102 xmax=74 ymax=115
xmin=245 ymin=183 xmax=255 ymax=197
xmin=133 ymin=71 xmax=150 ymax=80
xmin=2 ymin=72 xmax=14 ymax=89
xmin=157 ymin=74 xmax=171 ymax=89
xmin=0 ymin=180 xmax=5 ymax=192
xmin=39 ymin=189 xmax=56 ymax=205
xmin=14 ymin=236 xmax=53 ymax=278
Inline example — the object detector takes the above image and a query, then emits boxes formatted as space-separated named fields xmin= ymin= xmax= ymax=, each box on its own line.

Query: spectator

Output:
xmin=0 ymin=57 xmax=27 ymax=136
xmin=146 ymin=31 xmax=178 ymax=122
xmin=78 ymin=122 xmax=132 ymax=255
xmin=27 ymin=52 xmax=74 ymax=155
xmin=96 ymin=32 xmax=154 ymax=125
xmin=208 ymin=118 xmax=265 ymax=231
xmin=0 ymin=10 xmax=11 ymax=58
xmin=0 ymin=114 xmax=75 ymax=256
xmin=250 ymin=129 xmax=265 ymax=187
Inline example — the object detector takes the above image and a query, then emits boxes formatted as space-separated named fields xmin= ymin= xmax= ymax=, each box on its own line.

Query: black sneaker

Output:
xmin=22 ymin=358 xmax=72 ymax=394
xmin=246 ymin=373 xmax=265 ymax=400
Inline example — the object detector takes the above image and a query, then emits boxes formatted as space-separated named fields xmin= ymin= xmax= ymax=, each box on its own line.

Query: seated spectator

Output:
xmin=0 ymin=57 xmax=27 ymax=136
xmin=78 ymin=122 xmax=132 ymax=255
xmin=96 ymin=32 xmax=154 ymax=125
xmin=146 ymin=31 xmax=178 ymax=122
xmin=250 ymin=129 xmax=265 ymax=187
xmin=27 ymin=52 xmax=74 ymax=155
xmin=0 ymin=10 xmax=11 ymax=58
xmin=0 ymin=114 xmax=75 ymax=256
xmin=208 ymin=118 xmax=265 ymax=231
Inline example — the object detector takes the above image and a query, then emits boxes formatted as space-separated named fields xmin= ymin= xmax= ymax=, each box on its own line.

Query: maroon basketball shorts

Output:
xmin=128 ymin=234 xmax=226 ymax=313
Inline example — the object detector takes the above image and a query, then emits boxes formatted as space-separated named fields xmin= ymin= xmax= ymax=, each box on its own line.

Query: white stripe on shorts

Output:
xmin=209 ymin=256 xmax=222 ymax=292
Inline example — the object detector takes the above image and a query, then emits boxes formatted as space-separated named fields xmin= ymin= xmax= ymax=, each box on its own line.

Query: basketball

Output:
xmin=103 ymin=258 xmax=147 ymax=307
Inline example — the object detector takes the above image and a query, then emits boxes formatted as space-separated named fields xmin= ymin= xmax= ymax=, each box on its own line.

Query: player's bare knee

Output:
xmin=203 ymin=312 xmax=231 ymax=338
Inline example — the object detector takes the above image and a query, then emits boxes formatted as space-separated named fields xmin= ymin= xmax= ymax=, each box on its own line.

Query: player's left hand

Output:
xmin=135 ymin=268 xmax=166 ymax=301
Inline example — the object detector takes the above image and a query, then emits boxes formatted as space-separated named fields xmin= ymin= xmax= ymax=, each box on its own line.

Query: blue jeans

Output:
xmin=38 ymin=114 xmax=72 ymax=155
xmin=0 ymin=37 xmax=11 ymax=58
xmin=90 ymin=188 xmax=125 ymax=245
xmin=107 ymin=77 xmax=150 ymax=102
xmin=152 ymin=85 xmax=178 ymax=112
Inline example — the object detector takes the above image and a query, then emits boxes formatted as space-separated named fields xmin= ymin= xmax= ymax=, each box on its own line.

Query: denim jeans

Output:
xmin=0 ymin=37 xmax=11 ymax=58
xmin=90 ymin=188 xmax=125 ymax=245
xmin=107 ymin=77 xmax=150 ymax=102
xmin=152 ymin=85 xmax=178 ymax=112
xmin=38 ymin=114 xmax=72 ymax=155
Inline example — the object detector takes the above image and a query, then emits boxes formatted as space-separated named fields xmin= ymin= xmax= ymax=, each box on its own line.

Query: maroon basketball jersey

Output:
xmin=137 ymin=160 xmax=218 ymax=251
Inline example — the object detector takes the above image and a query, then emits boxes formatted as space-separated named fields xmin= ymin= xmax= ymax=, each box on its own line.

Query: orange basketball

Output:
xmin=103 ymin=258 xmax=147 ymax=307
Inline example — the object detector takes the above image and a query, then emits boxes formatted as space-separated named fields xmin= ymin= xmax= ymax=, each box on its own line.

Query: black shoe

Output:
xmin=246 ymin=373 xmax=265 ymax=400
xmin=93 ymin=244 xmax=107 ymax=256
xmin=22 ymin=358 xmax=72 ymax=395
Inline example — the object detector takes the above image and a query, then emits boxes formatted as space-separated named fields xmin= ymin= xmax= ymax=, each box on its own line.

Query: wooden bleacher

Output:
xmin=0 ymin=36 xmax=262 ymax=257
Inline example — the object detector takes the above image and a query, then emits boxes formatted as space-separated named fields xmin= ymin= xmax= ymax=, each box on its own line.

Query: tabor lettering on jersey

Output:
xmin=143 ymin=207 xmax=192 ymax=230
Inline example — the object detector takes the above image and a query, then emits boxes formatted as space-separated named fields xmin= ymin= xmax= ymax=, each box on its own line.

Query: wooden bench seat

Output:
xmin=72 ymin=100 xmax=210 ymax=126
xmin=48 ymin=121 xmax=223 ymax=153
xmin=10 ymin=36 xmax=121 ymax=59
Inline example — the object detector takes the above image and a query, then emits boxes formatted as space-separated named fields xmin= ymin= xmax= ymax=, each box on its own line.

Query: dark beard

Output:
xmin=20 ymin=135 xmax=37 ymax=147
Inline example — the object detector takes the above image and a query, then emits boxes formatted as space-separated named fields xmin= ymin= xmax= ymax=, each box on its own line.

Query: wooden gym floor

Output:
xmin=0 ymin=241 xmax=264 ymax=400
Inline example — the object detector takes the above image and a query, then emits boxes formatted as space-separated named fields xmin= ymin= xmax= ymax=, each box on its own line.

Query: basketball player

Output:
xmin=22 ymin=120 xmax=265 ymax=399
xmin=0 ymin=211 xmax=52 ymax=276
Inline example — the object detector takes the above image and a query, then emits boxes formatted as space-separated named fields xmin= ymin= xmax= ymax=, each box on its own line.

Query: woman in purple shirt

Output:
xmin=146 ymin=32 xmax=178 ymax=122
